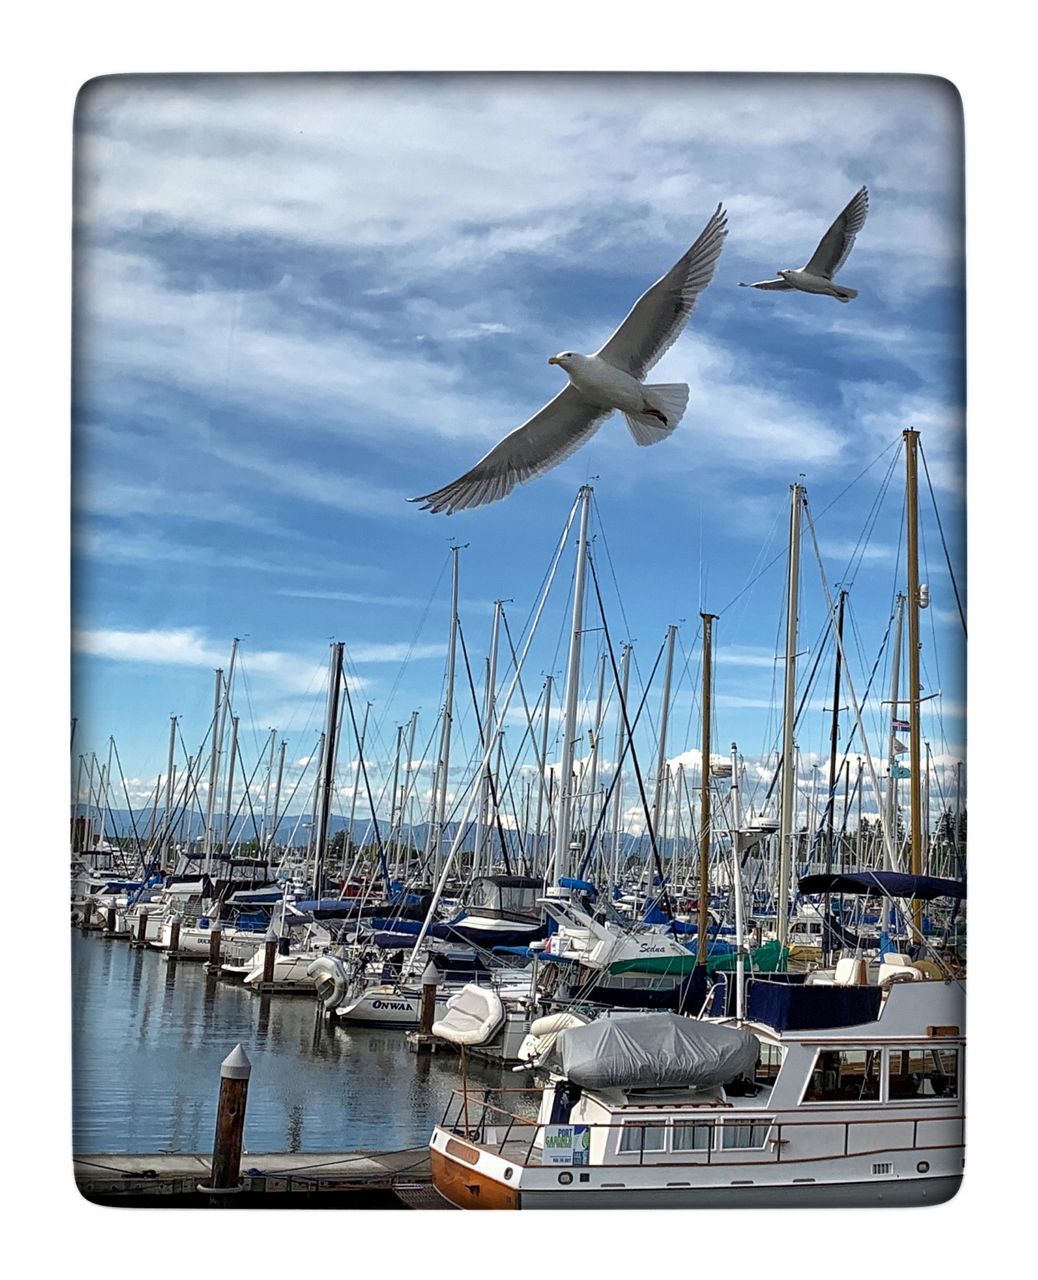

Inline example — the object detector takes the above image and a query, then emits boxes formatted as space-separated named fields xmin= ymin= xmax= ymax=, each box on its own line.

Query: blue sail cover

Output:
xmin=797 ymin=871 xmax=965 ymax=901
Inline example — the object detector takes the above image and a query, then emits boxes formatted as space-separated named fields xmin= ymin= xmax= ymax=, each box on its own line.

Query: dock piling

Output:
xmin=199 ymin=1044 xmax=251 ymax=1199
xmin=208 ymin=925 xmax=222 ymax=968
xmin=261 ymin=932 xmax=278 ymax=986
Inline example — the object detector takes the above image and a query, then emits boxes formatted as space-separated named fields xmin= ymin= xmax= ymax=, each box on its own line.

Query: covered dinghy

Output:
xmin=432 ymin=984 xmax=505 ymax=1047
xmin=545 ymin=1012 xmax=759 ymax=1091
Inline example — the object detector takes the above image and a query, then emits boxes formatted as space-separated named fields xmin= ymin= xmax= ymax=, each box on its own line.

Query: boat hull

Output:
xmin=430 ymin=1142 xmax=962 ymax=1209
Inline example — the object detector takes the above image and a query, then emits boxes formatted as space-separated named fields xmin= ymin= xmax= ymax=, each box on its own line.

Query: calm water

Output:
xmin=71 ymin=930 xmax=508 ymax=1155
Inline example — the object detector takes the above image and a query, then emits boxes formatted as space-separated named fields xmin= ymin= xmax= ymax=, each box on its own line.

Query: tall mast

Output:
xmin=259 ymin=729 xmax=276 ymax=854
xmin=473 ymin=599 xmax=502 ymax=879
xmin=270 ymin=740 xmax=287 ymax=857
xmin=824 ymin=590 xmax=846 ymax=870
xmin=697 ymin=613 xmax=716 ymax=964
xmin=885 ymin=595 xmax=905 ymax=868
xmin=551 ymin=484 xmax=592 ymax=891
xmin=202 ymin=668 xmax=223 ymax=874
xmin=388 ymin=723 xmax=404 ymax=879
xmin=777 ymin=482 xmax=805 ymax=951
xmin=222 ymin=715 xmax=240 ymax=855
xmin=347 ymin=703 xmax=370 ymax=869
xmin=161 ymin=715 xmax=177 ymax=873
xmin=314 ymin=643 xmax=344 ymax=899
xmin=534 ymin=674 xmax=553 ymax=872
xmin=609 ymin=644 xmax=632 ymax=893
xmin=729 ymin=741 xmax=747 ymax=1021
xmin=585 ymin=652 xmax=607 ymax=846
xmin=651 ymin=624 xmax=678 ymax=845
xmin=432 ymin=546 xmax=461 ymax=886
xmin=904 ymin=429 xmax=924 ymax=934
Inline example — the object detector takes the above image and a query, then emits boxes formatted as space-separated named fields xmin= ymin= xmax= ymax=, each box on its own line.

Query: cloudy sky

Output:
xmin=70 ymin=73 xmax=966 ymax=834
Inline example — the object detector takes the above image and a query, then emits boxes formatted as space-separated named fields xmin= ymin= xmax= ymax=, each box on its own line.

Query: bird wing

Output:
xmin=804 ymin=186 xmax=869 ymax=279
xmin=594 ymin=204 xmax=728 ymax=381
xmin=409 ymin=385 xmax=610 ymax=515
xmin=739 ymin=278 xmax=794 ymax=291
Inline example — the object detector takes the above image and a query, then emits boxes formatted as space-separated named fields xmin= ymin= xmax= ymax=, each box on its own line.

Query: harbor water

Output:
xmin=71 ymin=930 xmax=507 ymax=1156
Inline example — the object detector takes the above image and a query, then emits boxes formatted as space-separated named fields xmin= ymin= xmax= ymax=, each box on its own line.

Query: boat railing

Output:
xmin=438 ymin=1088 xmax=965 ymax=1170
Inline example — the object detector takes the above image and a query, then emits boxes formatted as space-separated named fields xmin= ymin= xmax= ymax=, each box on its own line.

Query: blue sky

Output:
xmin=70 ymin=73 xmax=966 ymax=833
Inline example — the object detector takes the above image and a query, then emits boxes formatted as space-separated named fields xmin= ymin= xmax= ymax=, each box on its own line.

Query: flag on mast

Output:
xmin=892 ymin=718 xmax=910 ymax=732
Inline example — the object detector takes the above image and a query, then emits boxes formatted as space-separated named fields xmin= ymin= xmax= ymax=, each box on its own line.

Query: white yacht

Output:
xmin=428 ymin=974 xmax=964 ymax=1209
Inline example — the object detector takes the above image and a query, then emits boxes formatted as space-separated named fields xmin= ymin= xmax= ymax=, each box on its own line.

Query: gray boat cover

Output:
xmin=547 ymin=1012 xmax=759 ymax=1090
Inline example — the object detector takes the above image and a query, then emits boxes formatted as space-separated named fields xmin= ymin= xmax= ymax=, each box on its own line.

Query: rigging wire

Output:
xmin=920 ymin=443 xmax=967 ymax=637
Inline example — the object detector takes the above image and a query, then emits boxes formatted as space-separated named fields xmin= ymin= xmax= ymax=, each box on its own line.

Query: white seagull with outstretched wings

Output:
xmin=740 ymin=186 xmax=869 ymax=303
xmin=411 ymin=205 xmax=728 ymax=515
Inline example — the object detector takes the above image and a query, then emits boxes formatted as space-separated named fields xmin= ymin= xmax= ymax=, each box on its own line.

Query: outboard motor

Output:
xmin=307 ymin=955 xmax=349 ymax=1011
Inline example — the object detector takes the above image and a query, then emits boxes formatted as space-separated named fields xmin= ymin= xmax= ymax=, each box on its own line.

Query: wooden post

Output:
xmin=105 ymin=906 xmax=116 ymax=933
xmin=261 ymin=932 xmax=278 ymax=987
xmin=208 ymin=925 xmax=222 ymax=967
xmin=414 ymin=960 xmax=439 ymax=1054
xmin=169 ymin=915 xmax=181 ymax=955
xmin=201 ymin=1044 xmax=251 ymax=1196
xmin=136 ymin=910 xmax=149 ymax=944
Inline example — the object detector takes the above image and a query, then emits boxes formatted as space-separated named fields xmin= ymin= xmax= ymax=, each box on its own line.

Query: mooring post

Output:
xmin=418 ymin=960 xmax=439 ymax=1048
xmin=136 ymin=909 xmax=149 ymax=945
xmin=168 ymin=914 xmax=181 ymax=955
xmin=208 ymin=924 xmax=222 ymax=968
xmin=261 ymin=931 xmax=278 ymax=987
xmin=105 ymin=906 xmax=116 ymax=933
xmin=200 ymin=1044 xmax=252 ymax=1198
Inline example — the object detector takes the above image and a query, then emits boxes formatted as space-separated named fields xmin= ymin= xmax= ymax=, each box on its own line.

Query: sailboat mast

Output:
xmin=609 ymin=644 xmax=632 ymax=893
xmin=161 ymin=715 xmax=177 ymax=873
xmin=651 ymin=624 xmax=678 ymax=845
xmin=534 ymin=674 xmax=553 ymax=872
xmin=222 ymin=714 xmax=240 ymax=855
xmin=551 ymin=484 xmax=592 ymax=891
xmin=432 ymin=546 xmax=461 ymax=886
xmin=697 ymin=612 xmax=716 ymax=964
xmin=314 ymin=642 xmax=344 ymax=899
xmin=885 ymin=595 xmax=905 ymax=868
xmin=824 ymin=590 xmax=846 ymax=869
xmin=730 ymin=741 xmax=746 ymax=1021
xmin=270 ymin=739 xmax=287 ymax=857
xmin=904 ymin=429 xmax=924 ymax=932
xmin=473 ymin=600 xmax=502 ymax=879
xmin=202 ymin=668 xmax=223 ymax=875
xmin=777 ymin=483 xmax=805 ymax=951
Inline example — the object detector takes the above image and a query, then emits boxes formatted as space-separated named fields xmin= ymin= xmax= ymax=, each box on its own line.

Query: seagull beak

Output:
xmin=547 ymin=356 xmax=559 ymax=365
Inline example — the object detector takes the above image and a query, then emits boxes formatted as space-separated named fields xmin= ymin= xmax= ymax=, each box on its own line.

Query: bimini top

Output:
xmin=798 ymin=871 xmax=966 ymax=901
xmin=545 ymin=1011 xmax=759 ymax=1092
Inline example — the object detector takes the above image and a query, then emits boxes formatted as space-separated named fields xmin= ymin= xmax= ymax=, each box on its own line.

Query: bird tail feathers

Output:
xmin=835 ymin=285 xmax=858 ymax=302
xmin=624 ymin=383 xmax=689 ymax=446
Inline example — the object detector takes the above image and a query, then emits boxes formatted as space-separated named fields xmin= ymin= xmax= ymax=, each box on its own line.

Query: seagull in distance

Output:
xmin=411 ymin=205 xmax=728 ymax=515
xmin=740 ymin=186 xmax=868 ymax=303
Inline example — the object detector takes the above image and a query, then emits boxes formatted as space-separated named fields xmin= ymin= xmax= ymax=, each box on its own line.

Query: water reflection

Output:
xmin=72 ymin=931 xmax=507 ymax=1155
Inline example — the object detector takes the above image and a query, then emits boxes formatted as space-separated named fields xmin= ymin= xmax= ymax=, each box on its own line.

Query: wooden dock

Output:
xmin=73 ymin=1147 xmax=451 ymax=1207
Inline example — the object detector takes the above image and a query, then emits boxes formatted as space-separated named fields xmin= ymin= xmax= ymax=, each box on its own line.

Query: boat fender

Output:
xmin=307 ymin=955 xmax=349 ymax=1010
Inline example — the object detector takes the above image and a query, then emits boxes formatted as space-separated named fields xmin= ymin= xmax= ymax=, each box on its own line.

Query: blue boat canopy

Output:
xmin=797 ymin=871 xmax=965 ymax=901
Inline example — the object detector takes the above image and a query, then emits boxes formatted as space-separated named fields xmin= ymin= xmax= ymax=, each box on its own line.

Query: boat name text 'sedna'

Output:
xmin=371 ymin=999 xmax=415 ymax=1012
xmin=637 ymin=942 xmax=670 ymax=954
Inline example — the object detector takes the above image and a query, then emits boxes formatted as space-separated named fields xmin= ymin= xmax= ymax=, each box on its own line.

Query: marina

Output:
xmin=68 ymin=74 xmax=968 ymax=1216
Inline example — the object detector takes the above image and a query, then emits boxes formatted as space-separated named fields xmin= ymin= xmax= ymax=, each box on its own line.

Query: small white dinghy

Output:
xmin=433 ymin=984 xmax=506 ymax=1047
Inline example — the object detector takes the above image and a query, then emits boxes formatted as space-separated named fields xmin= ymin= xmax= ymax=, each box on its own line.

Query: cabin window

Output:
xmin=802 ymin=1048 xmax=882 ymax=1103
xmin=755 ymin=1041 xmax=785 ymax=1086
xmin=618 ymin=1122 xmax=666 ymax=1154
xmin=671 ymin=1120 xmax=713 ymax=1151
xmin=887 ymin=1046 xmax=960 ymax=1100
xmin=720 ymin=1121 xmax=772 ymax=1149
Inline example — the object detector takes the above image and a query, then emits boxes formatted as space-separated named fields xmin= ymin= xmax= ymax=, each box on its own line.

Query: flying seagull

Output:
xmin=740 ymin=186 xmax=869 ymax=303
xmin=410 ymin=205 xmax=728 ymax=515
